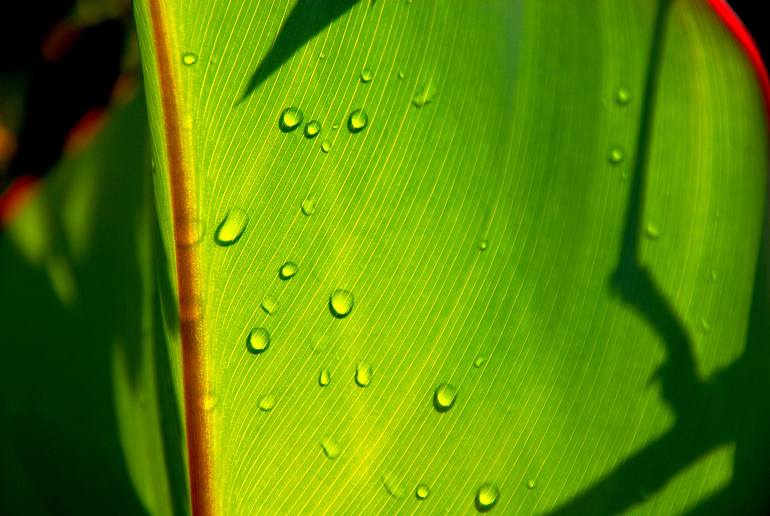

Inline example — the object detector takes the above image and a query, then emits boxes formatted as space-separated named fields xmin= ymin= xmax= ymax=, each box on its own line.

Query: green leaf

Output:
xmin=126 ymin=0 xmax=767 ymax=513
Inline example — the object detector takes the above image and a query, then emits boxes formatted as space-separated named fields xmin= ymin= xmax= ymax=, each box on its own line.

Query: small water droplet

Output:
xmin=348 ymin=109 xmax=369 ymax=133
xmin=319 ymin=51 xmax=327 ymax=60
xmin=247 ymin=327 xmax=270 ymax=354
xmin=279 ymin=107 xmax=304 ymax=132
xmin=398 ymin=69 xmax=406 ymax=79
xmin=321 ymin=140 xmax=332 ymax=153
xmin=258 ymin=394 xmax=277 ymax=411
xmin=382 ymin=472 xmax=406 ymax=499
xmin=355 ymin=363 xmax=372 ymax=387
xmin=203 ymin=392 xmax=217 ymax=411
xmin=609 ymin=146 xmax=625 ymax=164
xmin=320 ymin=436 xmax=341 ymax=459
xmin=412 ymin=81 xmax=437 ymax=107
xmin=214 ymin=209 xmax=247 ymax=246
xmin=180 ymin=218 xmax=204 ymax=246
xmin=182 ymin=52 xmax=198 ymax=65
xmin=279 ymin=261 xmax=298 ymax=280
xmin=473 ymin=356 xmax=487 ymax=368
xmin=475 ymin=483 xmax=499 ymax=512
xmin=301 ymin=198 xmax=316 ymax=216
xmin=416 ymin=484 xmax=430 ymax=500
xmin=319 ymin=368 xmax=331 ymax=387
xmin=645 ymin=222 xmax=660 ymax=240
xmin=261 ymin=295 xmax=279 ymax=315
xmin=527 ymin=479 xmax=536 ymax=490
xmin=616 ymin=86 xmax=633 ymax=105
xmin=710 ymin=269 xmax=717 ymax=281
xmin=700 ymin=317 xmax=712 ymax=334
xmin=304 ymin=120 xmax=321 ymax=138
xmin=360 ymin=68 xmax=374 ymax=83
xmin=434 ymin=383 xmax=457 ymax=412
xmin=329 ymin=289 xmax=354 ymax=318
xmin=478 ymin=239 xmax=489 ymax=251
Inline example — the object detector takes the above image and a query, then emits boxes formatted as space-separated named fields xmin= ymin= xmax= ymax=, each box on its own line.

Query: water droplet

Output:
xmin=319 ymin=368 xmax=331 ymax=386
xmin=329 ymin=289 xmax=354 ymax=318
xmin=348 ymin=109 xmax=369 ymax=133
xmin=360 ymin=68 xmax=374 ymax=83
xmin=279 ymin=107 xmax=304 ymax=132
xmin=203 ymin=392 xmax=217 ymax=411
xmin=433 ymin=383 xmax=457 ymax=412
xmin=382 ymin=472 xmax=406 ymax=499
xmin=416 ymin=484 xmax=430 ymax=500
xmin=320 ymin=436 xmax=341 ymax=459
xmin=645 ymin=222 xmax=660 ymax=240
xmin=247 ymin=327 xmax=270 ymax=354
xmin=616 ymin=86 xmax=633 ymax=105
xmin=398 ymin=69 xmax=405 ymax=79
xmin=261 ymin=295 xmax=279 ymax=315
xmin=279 ymin=261 xmax=298 ymax=280
xmin=412 ymin=81 xmax=437 ymax=107
xmin=258 ymin=394 xmax=277 ymax=411
xmin=180 ymin=218 xmax=204 ymax=246
xmin=321 ymin=140 xmax=332 ymax=153
xmin=710 ymin=269 xmax=717 ymax=281
xmin=301 ymin=198 xmax=316 ymax=216
xmin=182 ymin=52 xmax=198 ymax=65
xmin=473 ymin=356 xmax=487 ymax=368
xmin=527 ymin=479 xmax=536 ymax=490
xmin=319 ymin=51 xmax=327 ymax=60
xmin=700 ymin=317 xmax=712 ymax=334
xmin=214 ymin=209 xmax=247 ymax=246
xmin=355 ymin=363 xmax=372 ymax=387
xmin=332 ymin=123 xmax=340 ymax=130
xmin=478 ymin=239 xmax=489 ymax=251
xmin=475 ymin=483 xmax=499 ymax=512
xmin=304 ymin=120 xmax=321 ymax=139
xmin=609 ymin=146 xmax=625 ymax=164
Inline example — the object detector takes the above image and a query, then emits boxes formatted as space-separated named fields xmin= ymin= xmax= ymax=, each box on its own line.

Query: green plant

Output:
xmin=1 ymin=0 xmax=769 ymax=514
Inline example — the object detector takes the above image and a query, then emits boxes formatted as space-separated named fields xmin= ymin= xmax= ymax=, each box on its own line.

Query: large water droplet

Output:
xmin=412 ymin=81 xmax=437 ymax=107
xmin=475 ymin=483 xmax=499 ymax=512
xmin=616 ymin=86 xmax=633 ymax=105
xmin=214 ymin=209 xmax=247 ymax=246
xmin=182 ymin=52 xmax=198 ymax=65
xmin=319 ymin=368 xmax=331 ymax=387
xmin=329 ymin=289 xmax=354 ymax=318
xmin=348 ymin=109 xmax=369 ymax=133
xmin=279 ymin=107 xmax=304 ymax=132
xmin=320 ymin=436 xmax=341 ymax=459
xmin=645 ymin=222 xmax=660 ymax=240
xmin=321 ymin=140 xmax=332 ymax=153
xmin=360 ymin=68 xmax=374 ymax=83
xmin=473 ymin=355 xmax=487 ymax=368
xmin=355 ymin=363 xmax=372 ymax=387
xmin=261 ymin=295 xmax=279 ymax=315
xmin=416 ymin=484 xmax=430 ymax=500
xmin=304 ymin=120 xmax=321 ymax=139
xmin=382 ymin=472 xmax=406 ymax=499
xmin=301 ymin=198 xmax=316 ymax=216
xmin=247 ymin=327 xmax=270 ymax=354
xmin=434 ymin=383 xmax=457 ymax=412
xmin=609 ymin=146 xmax=625 ymax=164
xmin=259 ymin=394 xmax=277 ymax=411
xmin=279 ymin=261 xmax=298 ymax=280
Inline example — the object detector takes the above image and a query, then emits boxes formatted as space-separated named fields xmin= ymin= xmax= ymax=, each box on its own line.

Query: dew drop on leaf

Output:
xmin=214 ymin=209 xmax=247 ymax=246
xmin=259 ymin=394 xmax=277 ymax=412
xmin=616 ymin=85 xmax=633 ymax=105
xmin=700 ymin=317 xmax=712 ymax=334
xmin=321 ymin=140 xmax=332 ymax=153
xmin=182 ymin=52 xmax=198 ymax=65
xmin=304 ymin=120 xmax=321 ymax=139
xmin=645 ymin=222 xmax=660 ymax=240
xmin=434 ymin=383 xmax=457 ymax=412
xmin=416 ymin=484 xmax=430 ymax=500
xmin=473 ymin=355 xmax=487 ymax=368
xmin=320 ymin=436 xmax=341 ymax=459
xmin=247 ymin=327 xmax=270 ymax=354
xmin=279 ymin=261 xmax=298 ymax=280
xmin=180 ymin=218 xmax=204 ymax=246
xmin=355 ymin=363 xmax=372 ymax=387
xmin=475 ymin=483 xmax=499 ymax=512
xmin=479 ymin=238 xmax=489 ymax=251
xmin=412 ymin=81 xmax=437 ymax=107
xmin=319 ymin=368 xmax=331 ymax=387
xmin=329 ymin=289 xmax=354 ymax=318
xmin=279 ymin=107 xmax=304 ymax=132
xmin=360 ymin=68 xmax=374 ymax=83
xmin=261 ymin=295 xmax=279 ymax=315
xmin=527 ymin=479 xmax=536 ymax=490
xmin=608 ymin=146 xmax=625 ymax=164
xmin=301 ymin=198 xmax=316 ymax=216
xmin=382 ymin=472 xmax=406 ymax=499
xmin=348 ymin=109 xmax=369 ymax=133
xmin=203 ymin=392 xmax=217 ymax=412
xmin=398 ymin=69 xmax=406 ymax=79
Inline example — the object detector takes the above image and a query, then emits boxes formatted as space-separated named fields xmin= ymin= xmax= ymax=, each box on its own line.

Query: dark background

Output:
xmin=0 ymin=0 xmax=767 ymax=191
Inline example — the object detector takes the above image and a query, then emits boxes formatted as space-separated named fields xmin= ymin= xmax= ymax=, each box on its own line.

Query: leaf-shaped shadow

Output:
xmin=240 ymin=0 xmax=364 ymax=101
